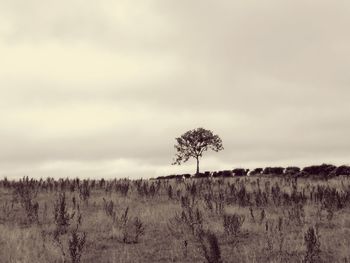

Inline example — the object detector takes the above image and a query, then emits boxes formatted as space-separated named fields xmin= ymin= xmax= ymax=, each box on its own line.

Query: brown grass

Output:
xmin=1 ymin=176 xmax=350 ymax=262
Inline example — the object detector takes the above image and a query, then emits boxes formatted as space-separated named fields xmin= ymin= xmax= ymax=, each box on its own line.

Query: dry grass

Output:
xmin=1 ymin=176 xmax=350 ymax=262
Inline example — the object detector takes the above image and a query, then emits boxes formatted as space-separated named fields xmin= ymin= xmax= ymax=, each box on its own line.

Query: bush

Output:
xmin=263 ymin=167 xmax=285 ymax=175
xmin=79 ymin=181 xmax=90 ymax=203
xmin=102 ymin=198 xmax=116 ymax=222
xmin=285 ymin=166 xmax=301 ymax=175
xmin=199 ymin=231 xmax=223 ymax=263
xmin=250 ymin=168 xmax=263 ymax=176
xmin=223 ymin=213 xmax=245 ymax=237
xmin=303 ymin=226 xmax=321 ymax=263
xmin=69 ymin=225 xmax=86 ymax=263
xmin=233 ymin=168 xmax=249 ymax=176
xmin=132 ymin=217 xmax=146 ymax=243
xmin=302 ymin=164 xmax=337 ymax=177
xmin=221 ymin=170 xmax=233 ymax=177
xmin=193 ymin=173 xmax=209 ymax=178
xmin=116 ymin=207 xmax=146 ymax=243
xmin=54 ymin=192 xmax=73 ymax=237
xmin=332 ymin=165 xmax=350 ymax=176
xmin=13 ymin=180 xmax=39 ymax=224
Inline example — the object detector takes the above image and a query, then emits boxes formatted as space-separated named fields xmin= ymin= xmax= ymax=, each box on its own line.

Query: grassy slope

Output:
xmin=1 ymin=176 xmax=350 ymax=263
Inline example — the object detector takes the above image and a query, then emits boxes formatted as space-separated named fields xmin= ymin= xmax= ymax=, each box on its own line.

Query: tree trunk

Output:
xmin=196 ymin=157 xmax=199 ymax=175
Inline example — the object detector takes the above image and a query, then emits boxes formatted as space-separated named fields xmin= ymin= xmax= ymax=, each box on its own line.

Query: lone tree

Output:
xmin=172 ymin=128 xmax=224 ymax=175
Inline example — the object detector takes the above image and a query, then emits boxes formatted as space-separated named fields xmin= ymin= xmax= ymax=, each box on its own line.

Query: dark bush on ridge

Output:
xmin=212 ymin=171 xmax=220 ymax=178
xmin=232 ymin=168 xmax=249 ymax=176
xmin=210 ymin=170 xmax=234 ymax=178
xmin=183 ymin=174 xmax=191 ymax=179
xmin=263 ymin=167 xmax=285 ymax=175
xmin=156 ymin=174 xmax=187 ymax=180
xmin=285 ymin=167 xmax=301 ymax=175
xmin=193 ymin=173 xmax=209 ymax=178
xmin=221 ymin=170 xmax=233 ymax=177
xmin=332 ymin=165 xmax=350 ymax=176
xmin=302 ymin=164 xmax=337 ymax=177
xmin=250 ymin=168 xmax=263 ymax=176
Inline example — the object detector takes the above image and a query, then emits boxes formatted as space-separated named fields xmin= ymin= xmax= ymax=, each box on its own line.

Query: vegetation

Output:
xmin=1 ymin=169 xmax=350 ymax=262
xmin=172 ymin=128 xmax=224 ymax=174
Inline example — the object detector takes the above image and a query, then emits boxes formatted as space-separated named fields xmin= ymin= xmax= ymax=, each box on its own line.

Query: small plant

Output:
xmin=287 ymin=203 xmax=305 ymax=226
xmin=69 ymin=223 xmax=87 ymax=263
xmin=120 ymin=207 xmax=130 ymax=242
xmin=178 ymin=206 xmax=203 ymax=236
xmin=214 ymin=192 xmax=225 ymax=215
xmin=249 ymin=206 xmax=255 ymax=223
xmin=133 ymin=216 xmax=145 ymax=243
xmin=168 ymin=198 xmax=207 ymax=260
xmin=42 ymin=202 xmax=48 ymax=223
xmin=79 ymin=181 xmax=90 ymax=204
xmin=303 ymin=226 xmax=321 ymax=263
xmin=265 ymin=221 xmax=274 ymax=254
xmin=13 ymin=182 xmax=39 ymax=224
xmin=183 ymin=240 xmax=188 ymax=258
xmin=102 ymin=198 xmax=116 ymax=222
xmin=277 ymin=217 xmax=285 ymax=253
xmin=0 ymin=201 xmax=15 ymax=223
xmin=114 ymin=207 xmax=146 ymax=243
xmin=52 ymin=209 xmax=86 ymax=263
xmin=204 ymin=193 xmax=214 ymax=212
xmin=54 ymin=192 xmax=74 ymax=237
xmin=223 ymin=213 xmax=245 ymax=237
xmin=199 ymin=231 xmax=223 ymax=263
xmin=259 ymin=209 xmax=266 ymax=225
xmin=322 ymin=198 xmax=336 ymax=222
xmin=167 ymin=185 xmax=173 ymax=200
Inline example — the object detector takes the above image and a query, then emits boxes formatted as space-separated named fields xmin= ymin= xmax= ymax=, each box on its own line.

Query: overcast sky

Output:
xmin=0 ymin=0 xmax=349 ymax=179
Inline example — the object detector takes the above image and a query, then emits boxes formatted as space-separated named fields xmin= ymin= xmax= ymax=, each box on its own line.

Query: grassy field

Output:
xmin=1 ymin=175 xmax=350 ymax=263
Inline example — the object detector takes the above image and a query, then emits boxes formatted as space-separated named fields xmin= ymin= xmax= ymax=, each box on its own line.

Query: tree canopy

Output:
xmin=172 ymin=128 xmax=224 ymax=174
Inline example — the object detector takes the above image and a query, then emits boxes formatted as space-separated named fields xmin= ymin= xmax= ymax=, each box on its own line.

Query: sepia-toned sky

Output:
xmin=0 ymin=0 xmax=349 ymax=179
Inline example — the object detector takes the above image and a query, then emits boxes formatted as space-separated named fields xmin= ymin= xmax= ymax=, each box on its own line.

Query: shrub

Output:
xmin=204 ymin=193 xmax=214 ymax=212
xmin=214 ymin=192 xmax=225 ymax=215
xmin=0 ymin=201 xmax=15 ymax=223
xmin=183 ymin=174 xmax=191 ymax=179
xmin=79 ymin=181 xmax=90 ymax=203
xmin=115 ymin=207 xmax=146 ymax=243
xmin=332 ymin=165 xmax=350 ymax=176
xmin=13 ymin=181 xmax=39 ymax=224
xmin=69 ymin=226 xmax=86 ymax=263
xmin=285 ymin=166 xmax=301 ymax=175
xmin=221 ymin=170 xmax=233 ymax=177
xmin=223 ymin=213 xmax=245 ymax=237
xmin=303 ymin=226 xmax=321 ymax=263
xmin=199 ymin=231 xmax=223 ymax=263
xmin=194 ymin=173 xmax=209 ymax=178
xmin=259 ymin=209 xmax=266 ymax=225
xmin=250 ymin=168 xmax=263 ymax=176
xmin=168 ymin=195 xmax=204 ymax=241
xmin=167 ymin=185 xmax=173 ymax=199
xmin=233 ymin=168 xmax=249 ymax=176
xmin=53 ymin=209 xmax=86 ymax=263
xmin=287 ymin=204 xmax=305 ymax=226
xmin=102 ymin=198 xmax=116 ymax=222
xmin=302 ymin=164 xmax=337 ymax=177
xmin=263 ymin=167 xmax=285 ymax=175
xmin=120 ymin=207 xmax=130 ymax=243
xmin=54 ymin=192 xmax=73 ymax=237
xmin=133 ymin=217 xmax=146 ymax=243
xmin=249 ymin=207 xmax=255 ymax=223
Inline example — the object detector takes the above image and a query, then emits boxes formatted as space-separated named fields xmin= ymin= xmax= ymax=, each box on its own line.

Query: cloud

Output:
xmin=0 ymin=0 xmax=349 ymax=178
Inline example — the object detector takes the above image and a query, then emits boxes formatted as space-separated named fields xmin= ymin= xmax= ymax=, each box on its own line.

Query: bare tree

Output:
xmin=172 ymin=128 xmax=223 ymax=175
